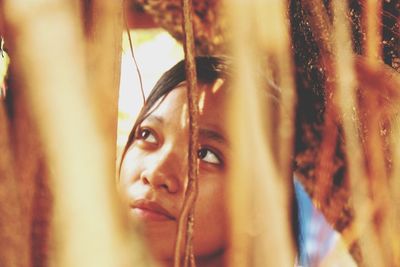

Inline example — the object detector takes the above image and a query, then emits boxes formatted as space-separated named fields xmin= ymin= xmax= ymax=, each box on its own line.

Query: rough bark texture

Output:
xmin=131 ymin=0 xmax=225 ymax=55
xmin=174 ymin=0 xmax=199 ymax=266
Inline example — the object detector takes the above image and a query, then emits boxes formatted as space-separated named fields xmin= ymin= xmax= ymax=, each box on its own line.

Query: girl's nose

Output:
xmin=140 ymin=147 xmax=184 ymax=194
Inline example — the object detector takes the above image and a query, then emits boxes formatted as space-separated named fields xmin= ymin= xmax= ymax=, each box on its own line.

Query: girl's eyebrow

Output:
xmin=144 ymin=115 xmax=164 ymax=124
xmin=199 ymin=128 xmax=229 ymax=146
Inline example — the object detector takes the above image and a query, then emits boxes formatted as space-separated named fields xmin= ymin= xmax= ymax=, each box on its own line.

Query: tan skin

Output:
xmin=119 ymin=80 xmax=230 ymax=267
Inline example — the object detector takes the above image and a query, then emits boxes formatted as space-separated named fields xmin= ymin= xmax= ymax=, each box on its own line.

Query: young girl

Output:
xmin=118 ymin=56 xmax=299 ymax=266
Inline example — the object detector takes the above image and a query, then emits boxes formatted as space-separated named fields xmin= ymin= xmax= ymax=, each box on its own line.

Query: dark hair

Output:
xmin=119 ymin=55 xmax=302 ymax=257
xmin=120 ymin=56 xmax=229 ymax=162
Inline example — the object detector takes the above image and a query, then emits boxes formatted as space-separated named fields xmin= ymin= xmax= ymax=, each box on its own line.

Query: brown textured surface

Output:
xmin=131 ymin=0 xmax=225 ymax=55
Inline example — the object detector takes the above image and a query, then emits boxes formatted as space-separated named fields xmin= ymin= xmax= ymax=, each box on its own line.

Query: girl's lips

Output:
xmin=131 ymin=200 xmax=175 ymax=221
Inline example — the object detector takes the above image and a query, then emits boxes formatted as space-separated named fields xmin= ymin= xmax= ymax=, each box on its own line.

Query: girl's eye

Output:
xmin=198 ymin=147 xmax=221 ymax=165
xmin=137 ymin=128 xmax=157 ymax=144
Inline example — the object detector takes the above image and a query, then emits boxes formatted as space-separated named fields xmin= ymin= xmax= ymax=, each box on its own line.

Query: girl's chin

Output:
xmin=155 ymin=258 xmax=174 ymax=267
xmin=145 ymin=236 xmax=176 ymax=262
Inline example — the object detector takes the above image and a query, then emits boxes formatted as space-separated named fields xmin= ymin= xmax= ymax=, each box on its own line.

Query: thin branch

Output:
xmin=364 ymin=0 xmax=382 ymax=62
xmin=301 ymin=0 xmax=333 ymax=55
xmin=174 ymin=0 xmax=199 ymax=266
xmin=123 ymin=0 xmax=145 ymax=104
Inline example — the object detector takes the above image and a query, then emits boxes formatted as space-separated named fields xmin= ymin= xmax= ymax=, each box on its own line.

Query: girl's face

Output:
xmin=119 ymin=81 xmax=229 ymax=264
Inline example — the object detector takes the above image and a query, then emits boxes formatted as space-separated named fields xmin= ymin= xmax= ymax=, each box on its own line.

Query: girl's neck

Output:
xmin=196 ymin=252 xmax=225 ymax=267
xmin=160 ymin=250 xmax=225 ymax=267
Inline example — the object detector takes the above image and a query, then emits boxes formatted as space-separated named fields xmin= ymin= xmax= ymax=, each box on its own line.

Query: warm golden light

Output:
xmin=0 ymin=1 xmax=398 ymax=266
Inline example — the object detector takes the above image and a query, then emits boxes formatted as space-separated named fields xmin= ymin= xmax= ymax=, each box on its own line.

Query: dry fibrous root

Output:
xmin=294 ymin=0 xmax=400 ymax=265
xmin=131 ymin=0 xmax=225 ymax=54
xmin=174 ymin=0 xmax=199 ymax=266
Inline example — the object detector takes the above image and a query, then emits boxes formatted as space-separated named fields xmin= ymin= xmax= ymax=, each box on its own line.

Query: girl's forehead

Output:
xmin=148 ymin=83 xmax=228 ymax=126
xmin=153 ymin=87 xmax=188 ymax=117
xmin=198 ymin=79 xmax=226 ymax=115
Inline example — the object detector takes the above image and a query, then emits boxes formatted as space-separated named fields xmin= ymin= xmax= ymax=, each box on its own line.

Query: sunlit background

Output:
xmin=117 ymin=29 xmax=183 ymax=157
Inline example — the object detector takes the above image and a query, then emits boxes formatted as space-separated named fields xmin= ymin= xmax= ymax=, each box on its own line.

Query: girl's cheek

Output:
xmin=119 ymin=160 xmax=130 ymax=183
xmin=120 ymin=148 xmax=142 ymax=183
